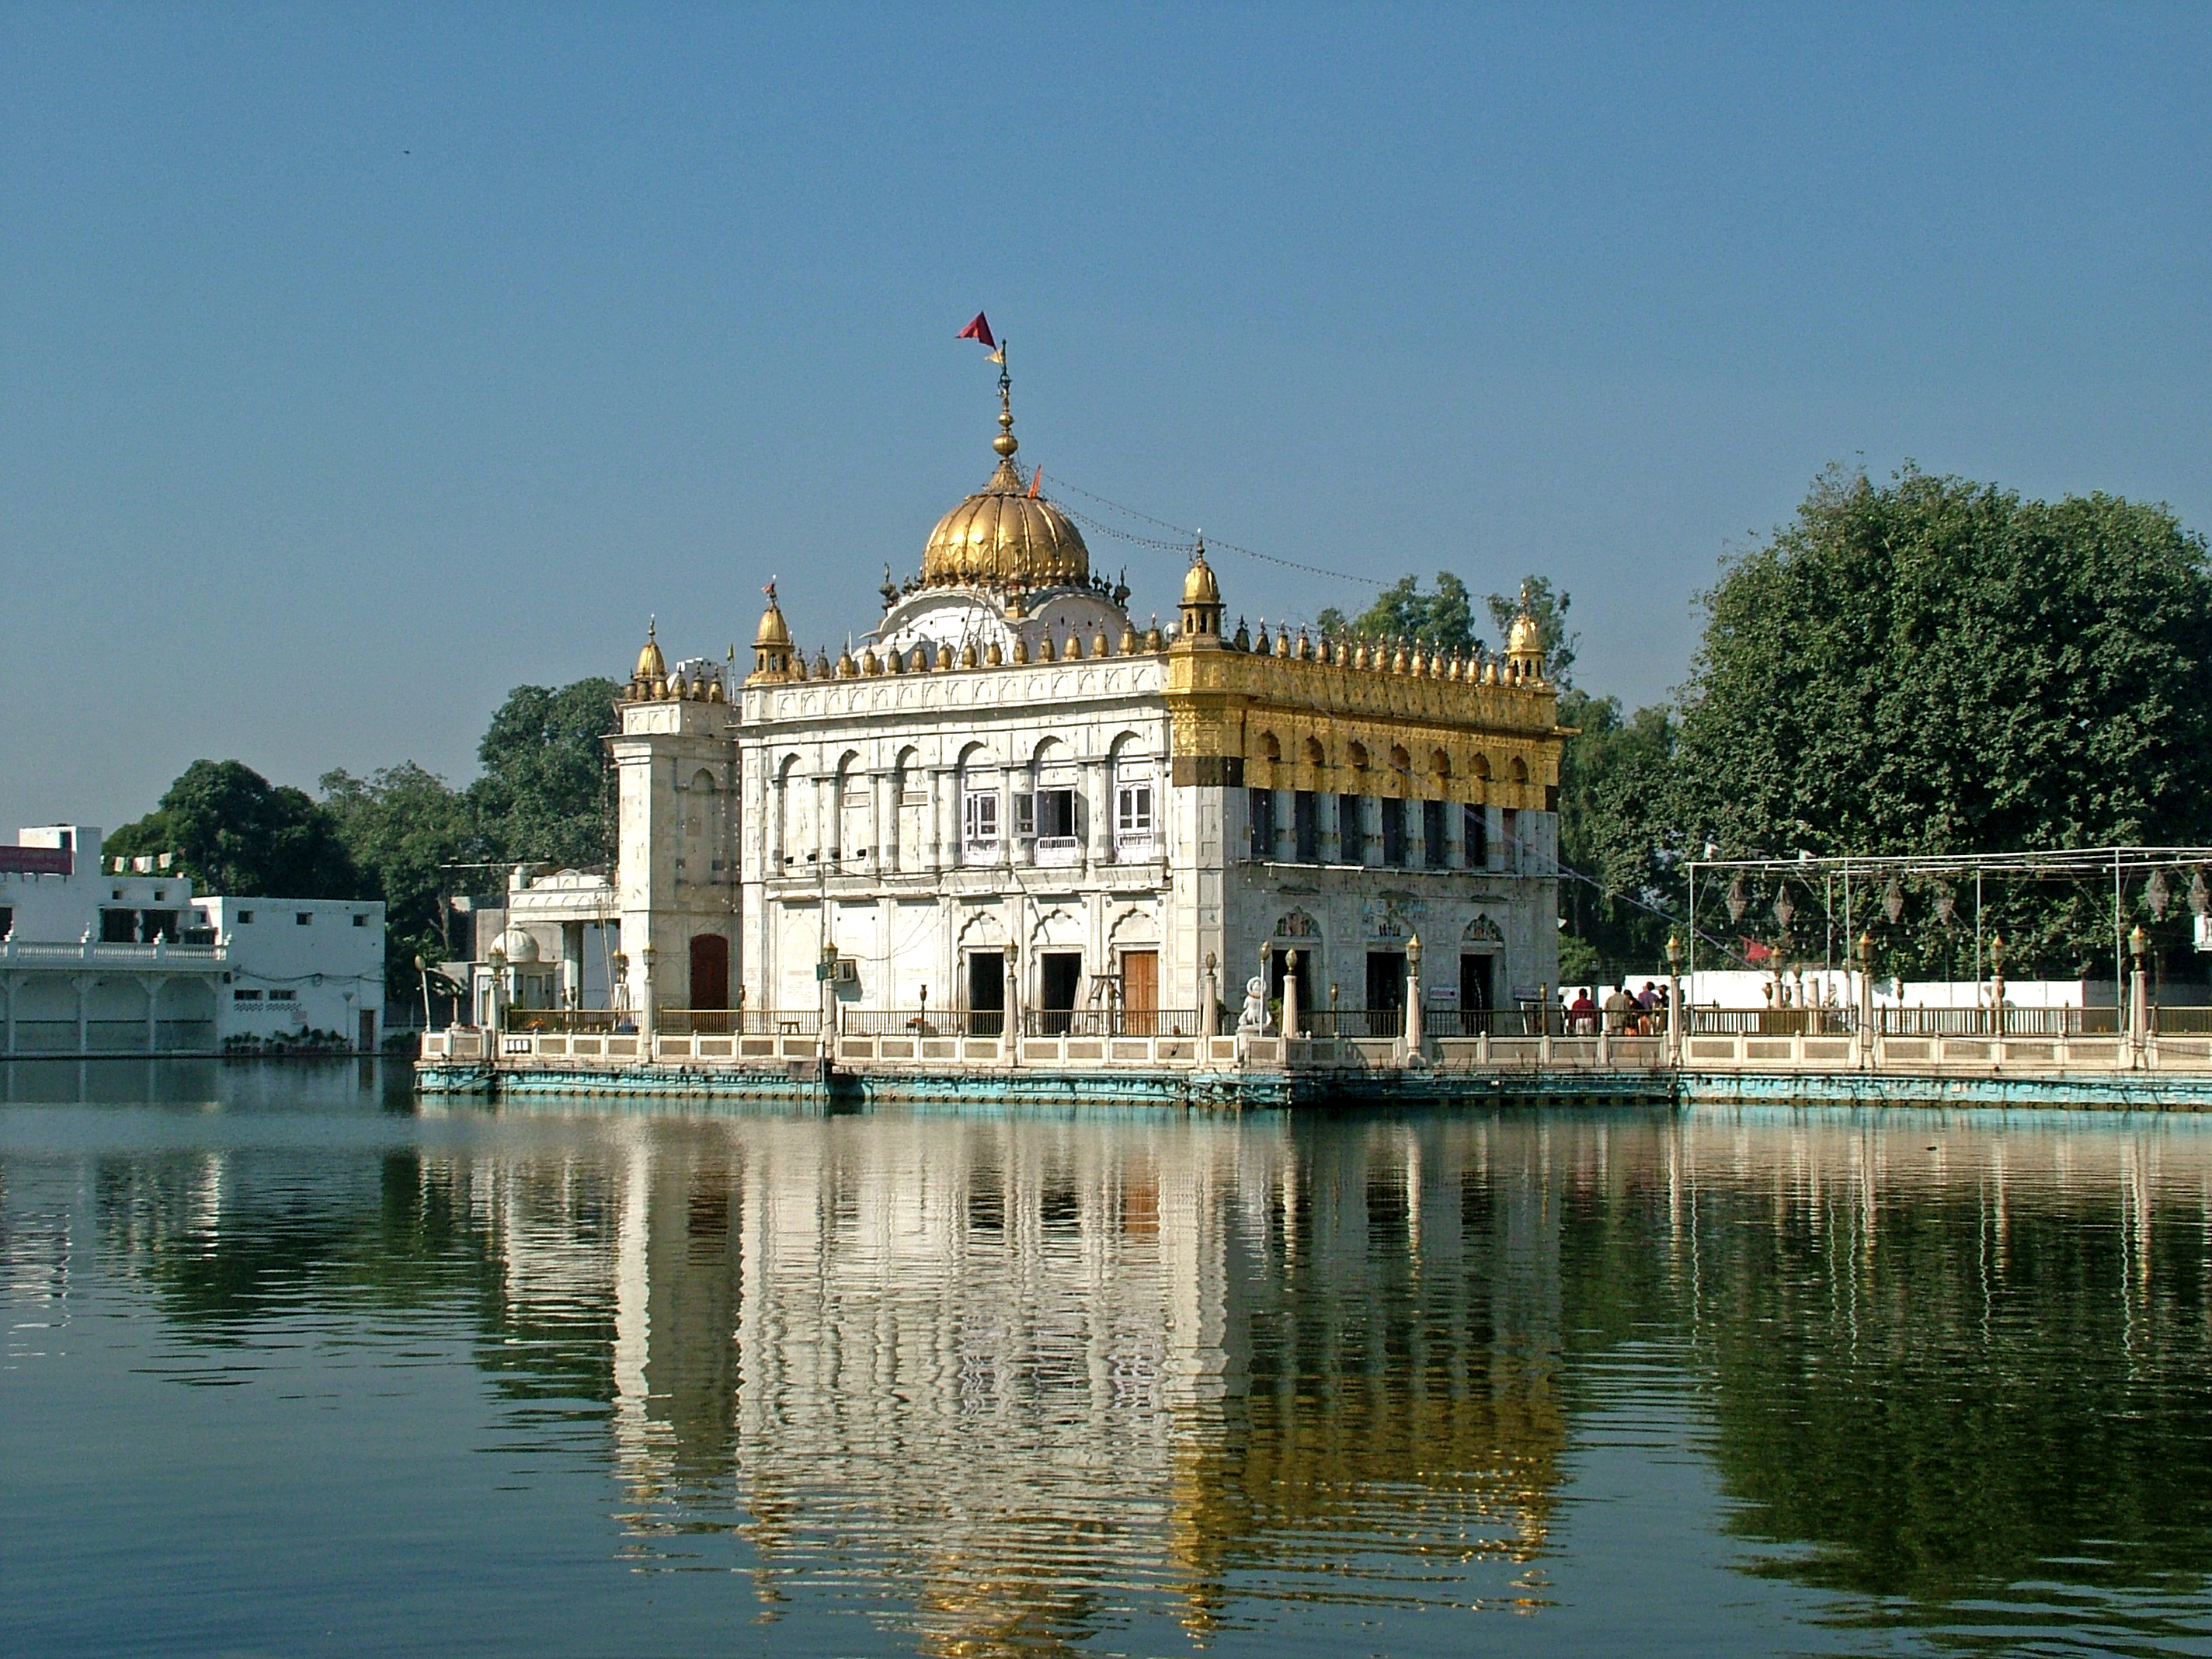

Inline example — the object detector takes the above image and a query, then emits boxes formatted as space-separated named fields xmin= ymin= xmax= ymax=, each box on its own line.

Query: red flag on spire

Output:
xmin=957 ymin=312 xmax=996 ymax=350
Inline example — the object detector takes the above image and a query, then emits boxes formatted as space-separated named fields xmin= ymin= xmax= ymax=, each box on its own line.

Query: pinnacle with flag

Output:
xmin=958 ymin=311 xmax=1005 ymax=364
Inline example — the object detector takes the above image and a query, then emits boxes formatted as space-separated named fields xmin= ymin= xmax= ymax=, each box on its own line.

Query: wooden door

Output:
xmin=1121 ymin=950 xmax=1159 ymax=1035
xmin=688 ymin=933 xmax=729 ymax=1012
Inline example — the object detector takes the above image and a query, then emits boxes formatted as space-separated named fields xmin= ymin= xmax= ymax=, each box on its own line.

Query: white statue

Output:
xmin=1233 ymin=974 xmax=1270 ymax=1063
xmin=1236 ymin=976 xmax=1270 ymax=1035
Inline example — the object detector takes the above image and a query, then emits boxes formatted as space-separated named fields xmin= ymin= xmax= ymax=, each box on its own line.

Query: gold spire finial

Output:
xmin=634 ymin=614 xmax=666 ymax=681
xmin=1506 ymin=580 xmax=1544 ymax=675
xmin=992 ymin=343 xmax=1017 ymax=459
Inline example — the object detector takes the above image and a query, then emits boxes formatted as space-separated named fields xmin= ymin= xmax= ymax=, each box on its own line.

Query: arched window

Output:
xmin=958 ymin=744 xmax=999 ymax=861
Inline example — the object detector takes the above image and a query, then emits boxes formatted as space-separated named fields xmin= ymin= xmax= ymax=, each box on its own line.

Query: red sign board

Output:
xmin=0 ymin=847 xmax=74 ymax=876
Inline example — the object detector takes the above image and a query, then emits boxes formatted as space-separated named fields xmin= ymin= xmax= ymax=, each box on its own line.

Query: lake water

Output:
xmin=5 ymin=1062 xmax=2212 ymax=1657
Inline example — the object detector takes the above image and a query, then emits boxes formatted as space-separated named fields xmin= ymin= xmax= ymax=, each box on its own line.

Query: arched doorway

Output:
xmin=688 ymin=934 xmax=730 ymax=1011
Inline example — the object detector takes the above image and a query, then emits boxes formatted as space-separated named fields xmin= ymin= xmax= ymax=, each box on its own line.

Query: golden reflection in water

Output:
xmin=425 ymin=1114 xmax=1574 ymax=1652
xmin=89 ymin=1104 xmax=2212 ymax=1655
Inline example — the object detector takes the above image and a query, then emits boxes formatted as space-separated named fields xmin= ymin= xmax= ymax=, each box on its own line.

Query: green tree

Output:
xmin=1316 ymin=572 xmax=1482 ymax=656
xmin=465 ymin=679 xmax=621 ymax=871
xmin=1669 ymin=464 xmax=2212 ymax=975
xmin=320 ymin=763 xmax=485 ymax=1000
xmin=1485 ymin=575 xmax=1577 ymax=687
xmin=1556 ymin=689 xmax=1678 ymax=979
xmin=106 ymin=760 xmax=362 ymax=899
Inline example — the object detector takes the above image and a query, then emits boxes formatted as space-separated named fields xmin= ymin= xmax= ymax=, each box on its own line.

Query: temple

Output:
xmin=600 ymin=364 xmax=1566 ymax=1043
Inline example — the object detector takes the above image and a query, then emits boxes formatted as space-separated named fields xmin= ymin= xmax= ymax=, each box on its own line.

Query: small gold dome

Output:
xmin=755 ymin=596 xmax=792 ymax=651
xmin=1181 ymin=548 xmax=1221 ymax=607
xmin=1508 ymin=610 xmax=1542 ymax=658
xmin=635 ymin=619 xmax=666 ymax=681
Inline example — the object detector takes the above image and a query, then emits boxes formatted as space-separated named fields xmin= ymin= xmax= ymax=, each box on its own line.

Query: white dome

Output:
xmin=495 ymin=927 xmax=541 ymax=964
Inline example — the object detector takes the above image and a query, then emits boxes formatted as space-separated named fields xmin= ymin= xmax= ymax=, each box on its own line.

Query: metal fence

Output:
xmin=1303 ymin=1007 xmax=1581 ymax=1038
xmin=1685 ymin=1008 xmax=1849 ymax=1037
xmin=1303 ymin=1007 xmax=1407 ymax=1038
xmin=1873 ymin=1007 xmax=2078 ymax=1037
xmin=840 ymin=1008 xmax=1007 ymax=1038
xmin=1678 ymin=1005 xmax=2125 ymax=1037
xmin=657 ymin=1008 xmax=819 ymax=1036
xmin=1020 ymin=1008 xmax=1203 ymax=1038
xmin=1433 ymin=1007 xmax=1583 ymax=1038
xmin=2151 ymin=1006 xmax=2212 ymax=1035
xmin=501 ymin=1008 xmax=631 ymax=1034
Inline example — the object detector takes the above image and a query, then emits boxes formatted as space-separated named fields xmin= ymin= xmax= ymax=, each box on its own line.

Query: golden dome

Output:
xmin=920 ymin=381 xmax=1087 ymax=590
xmin=754 ymin=593 xmax=792 ymax=650
xmin=635 ymin=619 xmax=666 ymax=681
xmin=1181 ymin=546 xmax=1221 ymax=607
xmin=921 ymin=457 xmax=1089 ymax=589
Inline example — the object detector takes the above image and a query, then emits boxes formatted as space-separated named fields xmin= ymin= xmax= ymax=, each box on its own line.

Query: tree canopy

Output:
xmin=1316 ymin=573 xmax=1482 ymax=656
xmin=1526 ymin=466 xmax=2212 ymax=981
xmin=469 ymin=678 xmax=621 ymax=871
xmin=112 ymin=679 xmax=621 ymax=1003
xmin=1671 ymin=465 xmax=2212 ymax=860
xmin=107 ymin=760 xmax=363 ymax=899
xmin=1555 ymin=689 xmax=1676 ymax=979
xmin=318 ymin=762 xmax=487 ymax=994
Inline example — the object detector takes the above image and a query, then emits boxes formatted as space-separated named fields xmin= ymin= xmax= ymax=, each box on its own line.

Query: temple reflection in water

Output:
xmin=42 ymin=1089 xmax=2212 ymax=1655
xmin=447 ymin=1111 xmax=1568 ymax=1645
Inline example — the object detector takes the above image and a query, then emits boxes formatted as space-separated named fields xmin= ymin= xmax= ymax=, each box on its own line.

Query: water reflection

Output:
xmin=440 ymin=1115 xmax=1570 ymax=1649
xmin=9 ymin=1084 xmax=2212 ymax=1656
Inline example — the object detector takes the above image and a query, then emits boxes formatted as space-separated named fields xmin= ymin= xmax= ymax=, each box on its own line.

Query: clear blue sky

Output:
xmin=4 ymin=5 xmax=2207 ymax=837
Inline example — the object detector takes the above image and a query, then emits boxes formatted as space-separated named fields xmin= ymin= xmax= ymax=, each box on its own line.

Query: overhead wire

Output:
xmin=1049 ymin=476 xmax=1391 ymax=589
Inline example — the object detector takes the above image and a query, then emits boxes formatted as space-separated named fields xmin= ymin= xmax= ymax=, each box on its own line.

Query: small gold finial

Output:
xmin=992 ymin=344 xmax=1017 ymax=458
xmin=634 ymin=614 xmax=667 ymax=682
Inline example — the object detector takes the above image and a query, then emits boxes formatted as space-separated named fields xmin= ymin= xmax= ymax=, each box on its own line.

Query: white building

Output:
xmin=603 ymin=371 xmax=1567 ymax=1041
xmin=451 ymin=865 xmax=624 ymax=1029
xmin=193 ymin=896 xmax=388 ymax=1052
xmin=0 ymin=823 xmax=385 ymax=1055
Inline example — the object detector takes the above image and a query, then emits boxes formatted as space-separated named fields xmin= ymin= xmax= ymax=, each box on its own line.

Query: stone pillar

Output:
xmin=769 ymin=770 xmax=787 ymax=874
xmin=635 ymin=947 xmax=653 ymax=1036
xmin=1004 ymin=944 xmax=1023 ymax=1052
xmin=869 ymin=770 xmax=888 ymax=876
xmin=928 ymin=768 xmax=947 ymax=871
xmin=1282 ymin=950 xmax=1301 ymax=1039
xmin=1320 ymin=791 xmax=1341 ymax=863
xmin=885 ymin=770 xmax=904 ymax=875
xmin=1445 ymin=797 xmax=1465 ymax=867
xmin=562 ymin=922 xmax=585 ymax=1007
xmin=999 ymin=765 xmax=1019 ymax=870
xmin=1201 ymin=953 xmax=1219 ymax=1038
xmin=1083 ymin=759 xmax=1111 ymax=866
xmin=1403 ymin=937 xmax=1424 ymax=1058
